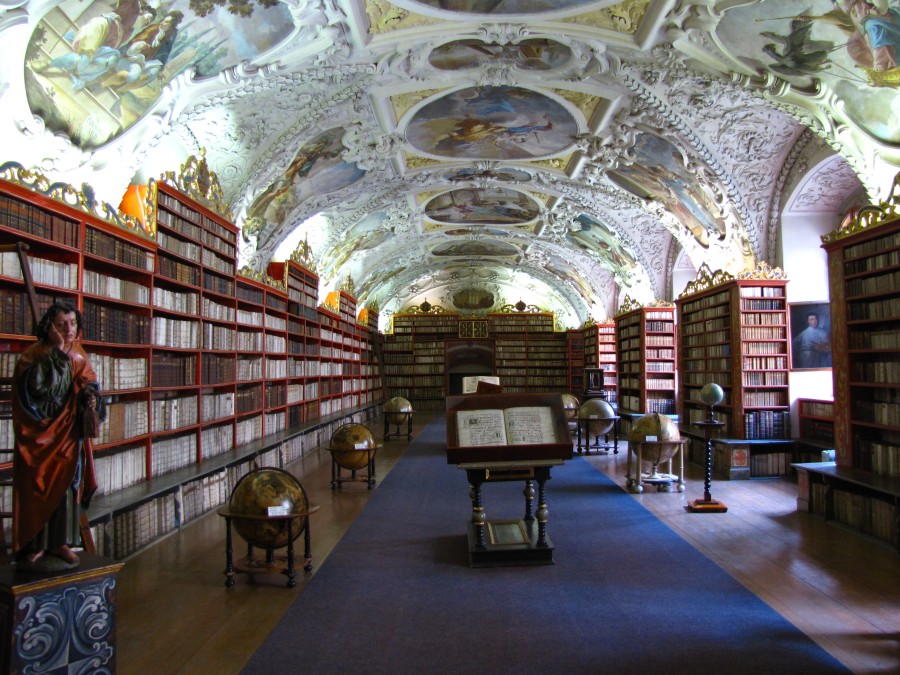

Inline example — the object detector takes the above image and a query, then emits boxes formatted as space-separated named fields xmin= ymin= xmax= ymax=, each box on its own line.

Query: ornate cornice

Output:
xmin=237 ymin=266 xmax=286 ymax=291
xmin=0 ymin=161 xmax=154 ymax=240
xmin=822 ymin=172 xmax=900 ymax=244
xmin=678 ymin=263 xmax=735 ymax=298
xmin=615 ymin=295 xmax=642 ymax=316
xmin=734 ymin=261 xmax=787 ymax=281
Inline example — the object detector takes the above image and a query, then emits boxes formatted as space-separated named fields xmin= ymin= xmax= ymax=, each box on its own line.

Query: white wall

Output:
xmin=780 ymin=211 xmax=839 ymax=435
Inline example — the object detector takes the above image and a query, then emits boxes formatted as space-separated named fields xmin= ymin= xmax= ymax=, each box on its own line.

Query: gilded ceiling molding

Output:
xmin=0 ymin=161 xmax=153 ymax=240
xmin=822 ymin=172 xmax=900 ymax=244
xmin=560 ymin=1 xmax=649 ymax=34
xmin=365 ymin=0 xmax=442 ymax=34
xmin=391 ymin=89 xmax=448 ymax=122
xmin=550 ymin=89 xmax=603 ymax=123
xmin=404 ymin=154 xmax=442 ymax=170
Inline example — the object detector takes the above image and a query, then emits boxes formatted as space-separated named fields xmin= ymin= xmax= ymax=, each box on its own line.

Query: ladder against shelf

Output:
xmin=676 ymin=263 xmax=792 ymax=478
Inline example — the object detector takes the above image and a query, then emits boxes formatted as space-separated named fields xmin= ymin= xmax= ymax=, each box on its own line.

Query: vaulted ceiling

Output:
xmin=1 ymin=0 xmax=895 ymax=329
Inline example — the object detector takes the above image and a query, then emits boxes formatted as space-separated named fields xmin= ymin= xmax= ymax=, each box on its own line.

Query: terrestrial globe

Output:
xmin=628 ymin=412 xmax=681 ymax=469
xmin=384 ymin=396 xmax=413 ymax=425
xmin=330 ymin=423 xmax=378 ymax=470
xmin=700 ymin=383 xmax=725 ymax=407
xmin=561 ymin=394 xmax=580 ymax=421
xmin=577 ymin=398 xmax=616 ymax=436
xmin=229 ymin=468 xmax=310 ymax=550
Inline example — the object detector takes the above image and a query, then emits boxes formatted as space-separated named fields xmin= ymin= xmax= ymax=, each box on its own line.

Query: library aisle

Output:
xmin=115 ymin=413 xmax=899 ymax=674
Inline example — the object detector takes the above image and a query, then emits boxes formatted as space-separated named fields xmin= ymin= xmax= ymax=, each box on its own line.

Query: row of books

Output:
xmin=739 ymin=286 xmax=785 ymax=298
xmin=849 ymin=360 xmax=900 ymax=383
xmin=682 ymin=316 xmax=729 ymax=334
xmin=0 ymin=251 xmax=78 ymax=289
xmin=743 ymin=370 xmax=787 ymax=386
xmin=743 ymin=411 xmax=790 ymax=439
xmin=0 ymin=193 xmax=79 ymax=246
xmin=0 ymin=288 xmax=61 ymax=335
xmin=742 ymin=312 xmax=786 ymax=325
xmin=85 ymin=269 xmax=150 ymax=305
xmin=812 ymin=483 xmax=899 ymax=546
xmin=682 ymin=371 xmax=733 ymax=386
xmin=749 ymin=451 xmax=791 ymax=477
xmin=845 ymin=268 xmax=900 ymax=299
xmin=158 ymin=230 xmax=201 ymax=260
xmin=744 ymin=391 xmax=788 ymax=407
xmin=848 ymin=328 xmax=900 ymax=350
xmin=848 ymin=296 xmax=900 ymax=320
xmin=85 ymin=228 xmax=155 ymax=272
xmin=740 ymin=299 xmax=784 ymax=311
xmin=153 ymin=286 xmax=199 ymax=314
xmin=83 ymin=302 xmax=151 ymax=344
xmin=680 ymin=290 xmax=729 ymax=313
xmin=151 ymin=432 xmax=197 ymax=478
xmin=97 ymin=399 xmax=150 ymax=445
xmin=93 ymin=444 xmax=146 ymax=496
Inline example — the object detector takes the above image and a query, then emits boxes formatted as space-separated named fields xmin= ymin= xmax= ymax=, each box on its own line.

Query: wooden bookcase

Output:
xmin=614 ymin=300 xmax=676 ymax=417
xmin=0 ymin=164 xmax=382 ymax=559
xmin=796 ymin=399 xmax=835 ymax=462
xmin=796 ymin=195 xmax=900 ymax=549
xmin=490 ymin=313 xmax=566 ymax=394
xmin=566 ymin=329 xmax=583 ymax=396
xmin=676 ymin=264 xmax=792 ymax=478
xmin=582 ymin=321 xmax=617 ymax=404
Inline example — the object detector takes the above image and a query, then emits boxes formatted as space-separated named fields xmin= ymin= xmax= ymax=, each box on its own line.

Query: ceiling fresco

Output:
xmin=0 ymin=0 xmax=891 ymax=330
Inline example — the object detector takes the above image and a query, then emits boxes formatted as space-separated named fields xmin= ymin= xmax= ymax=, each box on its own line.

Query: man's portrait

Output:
xmin=790 ymin=302 xmax=833 ymax=370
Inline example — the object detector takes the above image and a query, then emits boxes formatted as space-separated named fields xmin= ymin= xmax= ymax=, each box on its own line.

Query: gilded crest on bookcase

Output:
xmin=161 ymin=150 xmax=231 ymax=221
xmin=238 ymin=266 xmax=285 ymax=291
xmin=615 ymin=295 xmax=642 ymax=316
xmin=0 ymin=161 xmax=154 ymax=240
xmin=497 ymin=300 xmax=547 ymax=314
xmin=678 ymin=263 xmax=734 ymax=298
xmin=404 ymin=298 xmax=448 ymax=314
xmin=822 ymin=171 xmax=900 ymax=243
xmin=340 ymin=274 xmax=356 ymax=297
xmin=290 ymin=235 xmax=317 ymax=274
xmin=735 ymin=261 xmax=787 ymax=281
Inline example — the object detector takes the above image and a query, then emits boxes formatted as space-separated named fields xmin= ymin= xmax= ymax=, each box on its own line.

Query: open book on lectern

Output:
xmin=455 ymin=406 xmax=558 ymax=447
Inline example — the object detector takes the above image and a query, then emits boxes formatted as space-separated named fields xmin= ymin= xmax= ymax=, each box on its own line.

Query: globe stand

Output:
xmin=687 ymin=411 xmax=728 ymax=513
xmin=383 ymin=411 xmax=413 ymax=441
xmin=626 ymin=439 xmax=687 ymax=493
xmin=575 ymin=415 xmax=620 ymax=454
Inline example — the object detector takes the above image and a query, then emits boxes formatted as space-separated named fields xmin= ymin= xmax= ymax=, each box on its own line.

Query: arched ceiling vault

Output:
xmin=1 ymin=0 xmax=895 ymax=330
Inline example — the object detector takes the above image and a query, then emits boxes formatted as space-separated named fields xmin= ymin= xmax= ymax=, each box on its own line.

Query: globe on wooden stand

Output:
xmin=687 ymin=383 xmax=728 ymax=513
xmin=561 ymin=394 xmax=580 ymax=422
xmin=329 ymin=423 xmax=379 ymax=489
xmin=575 ymin=398 xmax=619 ymax=454
xmin=383 ymin=396 xmax=413 ymax=441
xmin=217 ymin=467 xmax=319 ymax=588
xmin=626 ymin=412 xmax=686 ymax=493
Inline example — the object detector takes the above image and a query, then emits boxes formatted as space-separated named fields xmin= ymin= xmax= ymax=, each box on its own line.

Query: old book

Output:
xmin=456 ymin=406 xmax=557 ymax=447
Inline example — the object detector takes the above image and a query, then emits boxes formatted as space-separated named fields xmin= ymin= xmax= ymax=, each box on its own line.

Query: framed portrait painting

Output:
xmin=790 ymin=302 xmax=832 ymax=370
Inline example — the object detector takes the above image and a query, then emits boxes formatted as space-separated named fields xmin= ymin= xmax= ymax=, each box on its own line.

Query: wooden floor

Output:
xmin=115 ymin=413 xmax=900 ymax=674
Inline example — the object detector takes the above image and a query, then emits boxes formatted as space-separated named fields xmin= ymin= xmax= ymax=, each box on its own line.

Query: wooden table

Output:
xmin=458 ymin=459 xmax=564 ymax=567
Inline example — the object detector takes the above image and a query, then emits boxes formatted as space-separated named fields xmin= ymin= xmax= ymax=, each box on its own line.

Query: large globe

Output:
xmin=561 ymin=394 xmax=580 ymax=421
xmin=330 ymin=423 xmax=378 ymax=470
xmin=384 ymin=396 xmax=413 ymax=425
xmin=629 ymin=412 xmax=681 ymax=468
xmin=578 ymin=398 xmax=616 ymax=436
xmin=229 ymin=468 xmax=310 ymax=549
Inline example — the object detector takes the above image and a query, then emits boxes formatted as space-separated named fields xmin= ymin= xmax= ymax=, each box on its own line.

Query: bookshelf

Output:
xmin=491 ymin=312 xmax=566 ymax=394
xmin=796 ymin=193 xmax=900 ymax=550
xmin=0 ymin=162 xmax=383 ymax=560
xmin=615 ymin=299 xmax=677 ymax=420
xmin=567 ymin=329 xmax=583 ymax=396
xmin=676 ymin=263 xmax=792 ymax=478
xmin=796 ymin=398 xmax=835 ymax=462
xmin=582 ymin=321 xmax=617 ymax=404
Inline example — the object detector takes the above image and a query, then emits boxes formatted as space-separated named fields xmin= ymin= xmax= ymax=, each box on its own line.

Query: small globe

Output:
xmin=629 ymin=412 xmax=681 ymax=469
xmin=384 ymin=396 xmax=413 ymax=425
xmin=561 ymin=394 xmax=580 ymax=421
xmin=578 ymin=398 xmax=616 ymax=436
xmin=330 ymin=423 xmax=378 ymax=470
xmin=229 ymin=468 xmax=310 ymax=549
xmin=700 ymin=383 xmax=725 ymax=407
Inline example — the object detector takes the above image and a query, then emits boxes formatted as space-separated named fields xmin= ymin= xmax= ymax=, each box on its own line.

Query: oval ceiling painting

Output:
xmin=412 ymin=0 xmax=598 ymax=15
xmin=24 ymin=0 xmax=295 ymax=149
xmin=609 ymin=132 xmax=727 ymax=248
xmin=425 ymin=188 xmax=539 ymax=224
xmin=567 ymin=214 xmax=639 ymax=283
xmin=407 ymin=86 xmax=578 ymax=160
xmin=429 ymin=39 xmax=571 ymax=71
xmin=452 ymin=288 xmax=496 ymax=311
xmin=247 ymin=128 xmax=366 ymax=229
xmin=431 ymin=240 xmax=520 ymax=257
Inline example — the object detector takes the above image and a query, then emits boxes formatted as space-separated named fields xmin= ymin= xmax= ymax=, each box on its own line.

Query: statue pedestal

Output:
xmin=0 ymin=553 xmax=124 ymax=673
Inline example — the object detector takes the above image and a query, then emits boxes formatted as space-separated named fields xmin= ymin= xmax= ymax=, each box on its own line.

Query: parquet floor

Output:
xmin=115 ymin=413 xmax=900 ymax=674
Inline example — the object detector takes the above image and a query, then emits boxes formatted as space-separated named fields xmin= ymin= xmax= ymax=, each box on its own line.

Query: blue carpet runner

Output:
xmin=244 ymin=418 xmax=848 ymax=674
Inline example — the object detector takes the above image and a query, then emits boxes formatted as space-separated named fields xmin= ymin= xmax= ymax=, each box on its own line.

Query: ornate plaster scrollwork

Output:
xmin=341 ymin=124 xmax=404 ymax=171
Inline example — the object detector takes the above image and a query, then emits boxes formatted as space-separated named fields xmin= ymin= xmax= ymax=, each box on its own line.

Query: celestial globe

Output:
xmin=330 ymin=423 xmax=378 ymax=470
xmin=578 ymin=398 xmax=616 ymax=436
xmin=700 ymin=383 xmax=725 ymax=407
xmin=229 ymin=468 xmax=310 ymax=549
xmin=561 ymin=394 xmax=580 ymax=421
xmin=629 ymin=412 xmax=681 ymax=470
xmin=384 ymin=396 xmax=413 ymax=425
